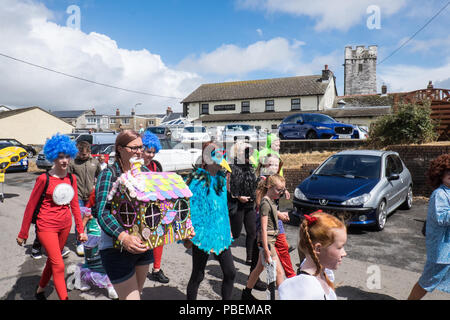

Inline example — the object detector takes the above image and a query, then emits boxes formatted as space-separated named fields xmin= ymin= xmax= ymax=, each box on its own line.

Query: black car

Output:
xmin=0 ymin=138 xmax=37 ymax=157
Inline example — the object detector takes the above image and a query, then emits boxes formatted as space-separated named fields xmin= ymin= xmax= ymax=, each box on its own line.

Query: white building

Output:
xmin=181 ymin=66 xmax=337 ymax=131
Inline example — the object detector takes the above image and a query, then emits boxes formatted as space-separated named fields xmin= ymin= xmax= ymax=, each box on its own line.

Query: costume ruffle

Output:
xmin=187 ymin=168 xmax=232 ymax=254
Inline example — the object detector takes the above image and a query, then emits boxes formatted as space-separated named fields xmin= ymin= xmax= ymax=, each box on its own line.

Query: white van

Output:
xmin=75 ymin=132 xmax=118 ymax=145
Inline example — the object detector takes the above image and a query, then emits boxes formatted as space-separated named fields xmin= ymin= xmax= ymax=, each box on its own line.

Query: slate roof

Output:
xmin=182 ymin=75 xmax=329 ymax=103
xmin=51 ymin=110 xmax=90 ymax=118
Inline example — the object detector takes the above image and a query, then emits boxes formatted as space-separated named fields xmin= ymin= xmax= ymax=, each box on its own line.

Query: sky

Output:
xmin=0 ymin=0 xmax=449 ymax=115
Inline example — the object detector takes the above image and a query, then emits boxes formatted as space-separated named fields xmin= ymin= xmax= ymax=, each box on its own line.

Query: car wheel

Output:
xmin=374 ymin=200 xmax=387 ymax=231
xmin=306 ymin=131 xmax=318 ymax=139
xmin=400 ymin=185 xmax=413 ymax=210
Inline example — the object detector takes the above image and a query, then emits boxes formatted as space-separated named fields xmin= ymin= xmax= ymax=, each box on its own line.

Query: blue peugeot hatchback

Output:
xmin=293 ymin=150 xmax=413 ymax=231
xmin=278 ymin=113 xmax=356 ymax=139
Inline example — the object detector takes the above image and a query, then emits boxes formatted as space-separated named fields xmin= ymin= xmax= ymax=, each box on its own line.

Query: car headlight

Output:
xmin=316 ymin=126 xmax=329 ymax=130
xmin=294 ymin=188 xmax=308 ymax=201
xmin=341 ymin=193 xmax=371 ymax=206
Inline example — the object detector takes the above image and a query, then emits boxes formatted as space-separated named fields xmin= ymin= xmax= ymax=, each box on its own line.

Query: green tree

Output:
xmin=367 ymin=101 xmax=438 ymax=148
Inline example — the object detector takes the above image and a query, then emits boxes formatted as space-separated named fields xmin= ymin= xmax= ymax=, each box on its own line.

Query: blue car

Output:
xmin=293 ymin=150 xmax=413 ymax=231
xmin=278 ymin=113 xmax=356 ymax=140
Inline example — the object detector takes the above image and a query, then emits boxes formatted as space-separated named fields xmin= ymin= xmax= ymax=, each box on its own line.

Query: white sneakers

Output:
xmin=76 ymin=244 xmax=85 ymax=257
xmin=107 ymin=286 xmax=118 ymax=300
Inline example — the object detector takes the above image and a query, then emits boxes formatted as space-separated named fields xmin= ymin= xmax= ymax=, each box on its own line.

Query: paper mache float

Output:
xmin=107 ymin=158 xmax=193 ymax=250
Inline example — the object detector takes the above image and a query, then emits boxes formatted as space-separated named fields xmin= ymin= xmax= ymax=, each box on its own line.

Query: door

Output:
xmin=384 ymin=155 xmax=403 ymax=211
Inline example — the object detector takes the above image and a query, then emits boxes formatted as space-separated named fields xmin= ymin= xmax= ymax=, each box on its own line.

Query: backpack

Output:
xmin=32 ymin=172 xmax=74 ymax=224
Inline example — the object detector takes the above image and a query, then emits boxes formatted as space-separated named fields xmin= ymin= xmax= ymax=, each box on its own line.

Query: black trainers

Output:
xmin=31 ymin=248 xmax=42 ymax=260
xmin=149 ymin=269 xmax=170 ymax=284
xmin=254 ymin=278 xmax=268 ymax=291
xmin=241 ymin=288 xmax=257 ymax=300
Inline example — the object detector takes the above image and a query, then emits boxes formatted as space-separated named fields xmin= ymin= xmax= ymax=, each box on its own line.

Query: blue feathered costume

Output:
xmin=186 ymin=167 xmax=233 ymax=254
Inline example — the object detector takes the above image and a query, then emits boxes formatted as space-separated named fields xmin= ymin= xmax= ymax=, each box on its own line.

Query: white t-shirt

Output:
xmin=279 ymin=269 xmax=337 ymax=300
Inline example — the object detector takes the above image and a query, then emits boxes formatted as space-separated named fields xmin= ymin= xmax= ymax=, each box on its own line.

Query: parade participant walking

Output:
xmin=186 ymin=142 xmax=236 ymax=300
xmin=242 ymin=174 xmax=287 ymax=300
xmin=69 ymin=140 xmax=102 ymax=257
xmin=408 ymin=154 xmax=450 ymax=299
xmin=278 ymin=211 xmax=347 ymax=300
xmin=95 ymin=130 xmax=154 ymax=300
xmin=141 ymin=130 xmax=169 ymax=284
xmin=228 ymin=141 xmax=258 ymax=265
xmin=16 ymin=134 xmax=87 ymax=300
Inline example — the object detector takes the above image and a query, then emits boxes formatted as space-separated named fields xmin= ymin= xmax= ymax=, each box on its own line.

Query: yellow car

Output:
xmin=0 ymin=145 xmax=28 ymax=172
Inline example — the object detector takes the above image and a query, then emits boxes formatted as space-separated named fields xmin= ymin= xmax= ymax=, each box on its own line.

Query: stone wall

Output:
xmin=344 ymin=45 xmax=377 ymax=96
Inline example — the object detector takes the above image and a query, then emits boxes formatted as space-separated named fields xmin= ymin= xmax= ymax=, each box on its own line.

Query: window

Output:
xmin=241 ymin=101 xmax=250 ymax=113
xmin=123 ymin=118 xmax=130 ymax=124
xmin=214 ymin=104 xmax=235 ymax=111
xmin=201 ymin=104 xmax=209 ymax=115
xmin=385 ymin=156 xmax=396 ymax=177
xmin=265 ymin=100 xmax=275 ymax=112
xmin=392 ymin=155 xmax=404 ymax=174
xmin=110 ymin=118 xmax=116 ymax=124
xmin=87 ymin=117 xmax=98 ymax=124
xmin=291 ymin=98 xmax=301 ymax=110
xmin=271 ymin=124 xmax=278 ymax=130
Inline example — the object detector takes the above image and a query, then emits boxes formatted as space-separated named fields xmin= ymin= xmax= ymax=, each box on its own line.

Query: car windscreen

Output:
xmin=159 ymin=139 xmax=176 ymax=150
xmin=315 ymin=154 xmax=381 ymax=179
xmin=225 ymin=125 xmax=254 ymax=131
xmin=147 ymin=127 xmax=166 ymax=135
xmin=184 ymin=127 xmax=206 ymax=133
xmin=0 ymin=139 xmax=21 ymax=146
xmin=91 ymin=144 xmax=111 ymax=154
xmin=0 ymin=142 xmax=13 ymax=149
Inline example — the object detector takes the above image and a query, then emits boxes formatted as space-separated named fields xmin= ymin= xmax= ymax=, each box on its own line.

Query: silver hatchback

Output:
xmin=293 ymin=150 xmax=413 ymax=231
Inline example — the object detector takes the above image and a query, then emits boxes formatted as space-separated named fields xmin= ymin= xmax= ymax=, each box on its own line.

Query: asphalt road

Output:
xmin=1 ymin=170 xmax=449 ymax=300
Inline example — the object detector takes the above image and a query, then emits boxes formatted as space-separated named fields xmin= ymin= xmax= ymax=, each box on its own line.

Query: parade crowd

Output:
xmin=15 ymin=130 xmax=450 ymax=300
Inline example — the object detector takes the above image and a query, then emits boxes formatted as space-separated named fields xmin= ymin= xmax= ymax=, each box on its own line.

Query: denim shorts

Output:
xmin=100 ymin=248 xmax=154 ymax=284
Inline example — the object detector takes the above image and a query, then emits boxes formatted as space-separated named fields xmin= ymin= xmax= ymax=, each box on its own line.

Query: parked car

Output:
xmin=146 ymin=126 xmax=172 ymax=140
xmin=293 ymin=150 xmax=413 ymax=231
xmin=0 ymin=138 xmax=37 ymax=157
xmin=108 ymin=139 xmax=202 ymax=174
xmin=222 ymin=124 xmax=260 ymax=143
xmin=0 ymin=142 xmax=28 ymax=172
xmin=353 ymin=125 xmax=369 ymax=140
xmin=180 ymin=126 xmax=210 ymax=144
xmin=278 ymin=113 xmax=356 ymax=140
xmin=91 ymin=144 xmax=115 ymax=163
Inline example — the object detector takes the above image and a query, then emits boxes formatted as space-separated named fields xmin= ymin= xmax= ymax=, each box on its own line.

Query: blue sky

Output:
xmin=0 ymin=0 xmax=449 ymax=114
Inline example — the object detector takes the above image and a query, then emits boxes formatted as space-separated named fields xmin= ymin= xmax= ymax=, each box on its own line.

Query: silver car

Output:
xmin=293 ymin=150 xmax=413 ymax=231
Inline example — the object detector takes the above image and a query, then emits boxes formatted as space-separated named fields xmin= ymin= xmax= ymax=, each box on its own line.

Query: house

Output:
xmin=109 ymin=108 xmax=163 ymax=132
xmin=51 ymin=109 xmax=94 ymax=130
xmin=181 ymin=65 xmax=337 ymax=131
xmin=0 ymin=107 xmax=74 ymax=145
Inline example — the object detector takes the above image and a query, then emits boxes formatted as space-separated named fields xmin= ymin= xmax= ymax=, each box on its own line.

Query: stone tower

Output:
xmin=344 ymin=45 xmax=377 ymax=95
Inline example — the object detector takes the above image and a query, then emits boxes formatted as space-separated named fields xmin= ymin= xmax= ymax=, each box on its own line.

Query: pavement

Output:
xmin=1 ymin=170 xmax=449 ymax=301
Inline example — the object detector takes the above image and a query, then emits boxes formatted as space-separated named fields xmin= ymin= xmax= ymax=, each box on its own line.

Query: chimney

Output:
xmin=381 ymin=84 xmax=387 ymax=95
xmin=131 ymin=108 xmax=135 ymax=116
xmin=427 ymin=81 xmax=433 ymax=90
xmin=322 ymin=65 xmax=331 ymax=82
xmin=91 ymin=108 xmax=96 ymax=115
xmin=116 ymin=108 xmax=120 ymax=116
xmin=166 ymin=106 xmax=173 ymax=116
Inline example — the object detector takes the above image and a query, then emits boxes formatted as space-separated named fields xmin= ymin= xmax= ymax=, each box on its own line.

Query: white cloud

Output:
xmin=378 ymin=60 xmax=450 ymax=93
xmin=236 ymin=0 xmax=407 ymax=31
xmin=0 ymin=0 xmax=202 ymax=115
xmin=178 ymin=37 xmax=332 ymax=77
xmin=256 ymin=28 xmax=263 ymax=37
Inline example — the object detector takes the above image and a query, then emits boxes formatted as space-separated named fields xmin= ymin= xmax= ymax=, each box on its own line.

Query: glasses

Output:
xmin=124 ymin=145 xmax=144 ymax=153
xmin=275 ymin=187 xmax=287 ymax=196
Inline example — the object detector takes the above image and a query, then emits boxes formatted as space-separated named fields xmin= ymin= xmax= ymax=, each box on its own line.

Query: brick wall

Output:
xmin=281 ymin=139 xmax=366 ymax=154
xmin=386 ymin=144 xmax=450 ymax=197
xmin=284 ymin=164 xmax=321 ymax=194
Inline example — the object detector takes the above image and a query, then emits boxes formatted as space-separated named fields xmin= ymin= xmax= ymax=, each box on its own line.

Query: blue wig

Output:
xmin=142 ymin=130 xmax=162 ymax=153
xmin=43 ymin=134 xmax=79 ymax=162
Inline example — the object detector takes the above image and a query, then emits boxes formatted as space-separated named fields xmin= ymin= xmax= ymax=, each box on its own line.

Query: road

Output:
xmin=0 ymin=170 xmax=449 ymax=300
